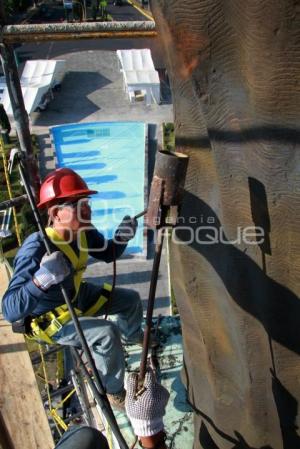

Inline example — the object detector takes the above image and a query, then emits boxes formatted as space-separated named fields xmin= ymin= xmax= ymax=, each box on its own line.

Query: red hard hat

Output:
xmin=37 ymin=168 xmax=97 ymax=208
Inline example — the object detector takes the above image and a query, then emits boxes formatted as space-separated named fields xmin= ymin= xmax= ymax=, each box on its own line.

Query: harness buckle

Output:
xmin=51 ymin=317 xmax=63 ymax=332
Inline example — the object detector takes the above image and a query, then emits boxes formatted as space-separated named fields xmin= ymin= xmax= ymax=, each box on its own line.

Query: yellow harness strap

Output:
xmin=45 ymin=227 xmax=88 ymax=295
xmin=28 ymin=228 xmax=111 ymax=344
xmin=83 ymin=282 xmax=112 ymax=316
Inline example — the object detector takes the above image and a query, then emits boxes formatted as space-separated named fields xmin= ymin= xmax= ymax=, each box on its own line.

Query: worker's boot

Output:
xmin=122 ymin=331 xmax=159 ymax=349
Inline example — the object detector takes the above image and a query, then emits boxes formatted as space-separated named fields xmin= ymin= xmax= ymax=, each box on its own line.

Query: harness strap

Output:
xmin=27 ymin=229 xmax=111 ymax=344
xmin=28 ymin=283 xmax=112 ymax=344
xmin=83 ymin=283 xmax=112 ymax=316
xmin=45 ymin=227 xmax=88 ymax=294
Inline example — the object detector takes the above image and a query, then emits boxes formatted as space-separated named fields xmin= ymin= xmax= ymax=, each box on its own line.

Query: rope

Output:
xmin=39 ymin=344 xmax=63 ymax=436
xmin=39 ymin=344 xmax=80 ymax=433
xmin=0 ymin=138 xmax=21 ymax=246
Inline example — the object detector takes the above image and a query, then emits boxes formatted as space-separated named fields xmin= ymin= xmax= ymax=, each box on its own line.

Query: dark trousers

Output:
xmin=55 ymin=426 xmax=109 ymax=449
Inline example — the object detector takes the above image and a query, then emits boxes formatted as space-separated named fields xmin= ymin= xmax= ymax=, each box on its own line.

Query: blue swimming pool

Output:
xmin=50 ymin=122 xmax=146 ymax=254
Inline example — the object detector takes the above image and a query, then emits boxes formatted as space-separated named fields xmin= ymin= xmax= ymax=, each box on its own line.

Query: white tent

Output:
xmin=123 ymin=70 xmax=160 ymax=105
xmin=1 ymin=85 xmax=50 ymax=116
xmin=20 ymin=59 xmax=65 ymax=88
xmin=116 ymin=49 xmax=161 ymax=105
xmin=116 ymin=49 xmax=155 ymax=72
xmin=0 ymin=59 xmax=65 ymax=115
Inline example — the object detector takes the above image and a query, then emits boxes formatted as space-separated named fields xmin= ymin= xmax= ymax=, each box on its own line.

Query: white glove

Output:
xmin=34 ymin=251 xmax=71 ymax=290
xmin=114 ymin=215 xmax=138 ymax=242
xmin=125 ymin=368 xmax=170 ymax=437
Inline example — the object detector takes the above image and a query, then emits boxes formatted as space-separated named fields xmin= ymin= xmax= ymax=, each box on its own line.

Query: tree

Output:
xmin=2 ymin=0 xmax=32 ymax=18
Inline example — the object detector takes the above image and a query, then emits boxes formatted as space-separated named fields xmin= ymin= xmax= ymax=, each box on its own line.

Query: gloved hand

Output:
xmin=34 ymin=251 xmax=71 ymax=290
xmin=125 ymin=367 xmax=170 ymax=437
xmin=114 ymin=215 xmax=138 ymax=243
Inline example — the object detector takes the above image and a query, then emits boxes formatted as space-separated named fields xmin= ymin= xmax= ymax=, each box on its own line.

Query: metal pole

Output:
xmin=0 ymin=42 xmax=40 ymax=195
xmin=0 ymin=194 xmax=27 ymax=211
xmin=0 ymin=44 xmax=31 ymax=153
xmin=71 ymin=348 xmax=126 ymax=429
xmin=139 ymin=208 xmax=167 ymax=382
xmin=139 ymin=151 xmax=189 ymax=383
xmin=17 ymin=153 xmax=129 ymax=449
xmin=0 ymin=8 xmax=39 ymax=195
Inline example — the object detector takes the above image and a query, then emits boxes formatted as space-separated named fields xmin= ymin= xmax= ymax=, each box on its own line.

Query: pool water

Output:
xmin=50 ymin=122 xmax=146 ymax=254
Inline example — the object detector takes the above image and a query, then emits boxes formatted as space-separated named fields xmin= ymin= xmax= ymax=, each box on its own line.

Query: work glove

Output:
xmin=34 ymin=251 xmax=71 ymax=290
xmin=114 ymin=215 xmax=138 ymax=243
xmin=125 ymin=367 xmax=170 ymax=437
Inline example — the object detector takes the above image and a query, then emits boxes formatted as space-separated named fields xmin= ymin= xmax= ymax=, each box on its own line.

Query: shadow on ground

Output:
xmin=33 ymin=71 xmax=112 ymax=126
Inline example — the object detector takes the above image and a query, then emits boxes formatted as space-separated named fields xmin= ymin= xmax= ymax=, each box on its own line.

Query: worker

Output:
xmin=54 ymin=367 xmax=169 ymax=449
xmin=2 ymin=168 xmax=143 ymax=409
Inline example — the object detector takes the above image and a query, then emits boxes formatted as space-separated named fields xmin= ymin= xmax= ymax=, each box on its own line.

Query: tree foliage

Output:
xmin=3 ymin=0 xmax=33 ymax=17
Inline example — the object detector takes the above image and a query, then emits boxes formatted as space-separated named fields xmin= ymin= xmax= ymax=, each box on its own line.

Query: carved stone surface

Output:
xmin=151 ymin=1 xmax=300 ymax=448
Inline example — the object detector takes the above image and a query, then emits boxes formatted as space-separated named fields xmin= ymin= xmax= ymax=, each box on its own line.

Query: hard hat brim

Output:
xmin=37 ymin=188 xmax=98 ymax=208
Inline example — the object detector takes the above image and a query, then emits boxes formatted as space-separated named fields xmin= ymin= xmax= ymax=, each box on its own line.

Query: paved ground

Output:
xmin=17 ymin=39 xmax=173 ymax=316
xmin=113 ymin=316 xmax=194 ymax=449
xmin=3 ymin=27 xmax=193 ymax=448
xmin=18 ymin=0 xmax=149 ymax=24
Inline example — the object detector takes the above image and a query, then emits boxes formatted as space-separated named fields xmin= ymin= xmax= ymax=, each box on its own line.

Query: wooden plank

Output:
xmin=0 ymin=263 xmax=11 ymax=299
xmin=0 ymin=315 xmax=54 ymax=449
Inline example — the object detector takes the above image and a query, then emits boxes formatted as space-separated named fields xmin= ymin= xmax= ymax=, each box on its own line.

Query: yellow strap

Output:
xmin=50 ymin=409 xmax=68 ymax=431
xmin=45 ymin=227 xmax=88 ymax=293
xmin=29 ymin=319 xmax=54 ymax=344
xmin=42 ymin=308 xmax=82 ymax=338
xmin=83 ymin=283 xmax=112 ymax=316
xmin=29 ymin=227 xmax=112 ymax=344
xmin=31 ymin=284 xmax=111 ymax=342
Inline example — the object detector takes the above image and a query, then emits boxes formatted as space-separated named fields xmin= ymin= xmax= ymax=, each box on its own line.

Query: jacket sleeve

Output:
xmin=86 ymin=227 xmax=127 ymax=262
xmin=2 ymin=253 xmax=46 ymax=323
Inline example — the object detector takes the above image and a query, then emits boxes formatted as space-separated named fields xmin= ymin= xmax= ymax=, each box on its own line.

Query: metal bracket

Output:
xmin=146 ymin=176 xmax=164 ymax=228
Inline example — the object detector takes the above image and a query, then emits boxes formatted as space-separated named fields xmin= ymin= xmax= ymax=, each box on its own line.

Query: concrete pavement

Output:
xmin=20 ymin=40 xmax=173 ymax=316
xmin=20 ymin=0 xmax=148 ymax=24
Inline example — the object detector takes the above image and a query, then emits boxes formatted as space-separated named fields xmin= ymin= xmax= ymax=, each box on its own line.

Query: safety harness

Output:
xmin=28 ymin=227 xmax=112 ymax=344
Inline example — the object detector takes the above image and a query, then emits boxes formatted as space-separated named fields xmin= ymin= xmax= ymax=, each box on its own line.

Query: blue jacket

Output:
xmin=2 ymin=227 xmax=127 ymax=322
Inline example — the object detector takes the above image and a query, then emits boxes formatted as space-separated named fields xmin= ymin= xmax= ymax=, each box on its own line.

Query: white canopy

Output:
xmin=116 ymin=49 xmax=155 ymax=72
xmin=1 ymin=59 xmax=65 ymax=115
xmin=20 ymin=59 xmax=65 ymax=88
xmin=116 ymin=49 xmax=160 ymax=105
xmin=123 ymin=70 xmax=160 ymax=105
xmin=1 ymin=85 xmax=50 ymax=116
